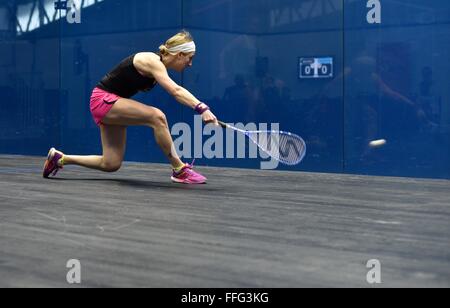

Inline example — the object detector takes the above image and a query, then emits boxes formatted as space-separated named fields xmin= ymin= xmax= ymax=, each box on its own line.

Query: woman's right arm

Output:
xmin=135 ymin=54 xmax=218 ymax=124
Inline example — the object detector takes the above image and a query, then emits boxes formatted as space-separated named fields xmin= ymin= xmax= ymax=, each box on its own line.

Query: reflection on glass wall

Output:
xmin=344 ymin=0 xmax=450 ymax=178
xmin=0 ymin=0 xmax=449 ymax=179
xmin=184 ymin=0 xmax=344 ymax=171
xmin=0 ymin=0 xmax=60 ymax=155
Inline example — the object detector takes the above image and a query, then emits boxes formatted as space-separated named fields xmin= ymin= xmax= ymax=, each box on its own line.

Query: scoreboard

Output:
xmin=299 ymin=57 xmax=334 ymax=79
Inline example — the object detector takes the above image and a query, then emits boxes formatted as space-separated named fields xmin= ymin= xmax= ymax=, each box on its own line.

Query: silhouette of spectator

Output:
xmin=223 ymin=74 xmax=251 ymax=102
xmin=416 ymin=66 xmax=441 ymax=125
xmin=222 ymin=74 xmax=256 ymax=122
xmin=316 ymin=54 xmax=438 ymax=163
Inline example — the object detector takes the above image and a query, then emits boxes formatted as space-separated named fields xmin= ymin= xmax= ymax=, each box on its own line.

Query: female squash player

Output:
xmin=43 ymin=30 xmax=217 ymax=184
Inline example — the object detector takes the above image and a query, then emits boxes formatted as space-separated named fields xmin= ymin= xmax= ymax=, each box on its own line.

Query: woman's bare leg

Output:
xmin=101 ymin=98 xmax=184 ymax=169
xmin=63 ymin=124 xmax=127 ymax=172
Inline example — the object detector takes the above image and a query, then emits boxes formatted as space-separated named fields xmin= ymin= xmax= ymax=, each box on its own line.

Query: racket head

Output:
xmin=218 ymin=121 xmax=307 ymax=166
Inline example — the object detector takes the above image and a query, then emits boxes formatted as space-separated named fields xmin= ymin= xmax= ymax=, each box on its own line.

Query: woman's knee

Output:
xmin=148 ymin=108 xmax=168 ymax=128
xmin=101 ymin=159 xmax=122 ymax=172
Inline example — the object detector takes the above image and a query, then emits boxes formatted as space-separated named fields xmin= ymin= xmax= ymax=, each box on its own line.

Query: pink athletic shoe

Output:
xmin=43 ymin=148 xmax=64 ymax=178
xmin=171 ymin=163 xmax=207 ymax=184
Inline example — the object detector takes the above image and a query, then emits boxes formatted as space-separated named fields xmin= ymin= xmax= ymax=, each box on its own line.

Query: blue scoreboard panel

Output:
xmin=299 ymin=57 xmax=334 ymax=79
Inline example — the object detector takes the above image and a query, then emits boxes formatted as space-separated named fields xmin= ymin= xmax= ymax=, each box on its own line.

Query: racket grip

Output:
xmin=218 ymin=121 xmax=228 ymax=128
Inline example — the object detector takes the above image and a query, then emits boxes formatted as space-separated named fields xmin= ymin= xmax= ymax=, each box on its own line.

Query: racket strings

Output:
xmin=279 ymin=134 xmax=305 ymax=164
xmin=249 ymin=131 xmax=306 ymax=165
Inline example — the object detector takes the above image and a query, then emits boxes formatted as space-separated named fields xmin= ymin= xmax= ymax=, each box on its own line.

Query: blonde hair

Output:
xmin=159 ymin=30 xmax=194 ymax=55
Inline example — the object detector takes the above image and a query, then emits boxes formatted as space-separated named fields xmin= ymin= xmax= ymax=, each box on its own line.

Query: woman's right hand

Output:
xmin=202 ymin=110 xmax=219 ymax=126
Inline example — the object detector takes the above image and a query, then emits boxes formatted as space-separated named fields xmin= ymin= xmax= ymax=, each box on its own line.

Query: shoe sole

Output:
xmin=43 ymin=148 xmax=56 ymax=178
xmin=171 ymin=176 xmax=206 ymax=184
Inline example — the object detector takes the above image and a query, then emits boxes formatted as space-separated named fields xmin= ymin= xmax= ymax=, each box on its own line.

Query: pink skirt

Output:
xmin=90 ymin=87 xmax=121 ymax=126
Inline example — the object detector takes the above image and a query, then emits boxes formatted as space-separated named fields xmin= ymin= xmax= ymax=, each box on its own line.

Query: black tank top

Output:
xmin=97 ymin=54 xmax=157 ymax=98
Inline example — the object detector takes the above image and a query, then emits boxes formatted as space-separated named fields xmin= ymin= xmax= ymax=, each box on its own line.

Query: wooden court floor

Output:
xmin=0 ymin=155 xmax=449 ymax=287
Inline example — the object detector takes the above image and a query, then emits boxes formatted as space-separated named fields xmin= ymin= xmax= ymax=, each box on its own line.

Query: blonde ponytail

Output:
xmin=159 ymin=30 xmax=194 ymax=55
xmin=159 ymin=44 xmax=170 ymax=56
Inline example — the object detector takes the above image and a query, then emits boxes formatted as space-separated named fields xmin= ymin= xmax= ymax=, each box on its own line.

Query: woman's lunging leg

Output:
xmin=102 ymin=98 xmax=184 ymax=169
xmin=63 ymin=124 xmax=127 ymax=172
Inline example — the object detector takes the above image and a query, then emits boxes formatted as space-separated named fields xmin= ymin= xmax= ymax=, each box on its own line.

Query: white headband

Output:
xmin=167 ymin=41 xmax=196 ymax=54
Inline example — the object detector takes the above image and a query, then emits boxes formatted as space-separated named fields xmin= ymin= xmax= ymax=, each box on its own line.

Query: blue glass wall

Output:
xmin=1 ymin=0 xmax=449 ymax=179
xmin=344 ymin=0 xmax=450 ymax=178
xmin=0 ymin=0 xmax=60 ymax=155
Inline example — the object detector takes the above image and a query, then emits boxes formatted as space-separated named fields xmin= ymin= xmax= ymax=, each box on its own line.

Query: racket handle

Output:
xmin=218 ymin=121 xmax=228 ymax=128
